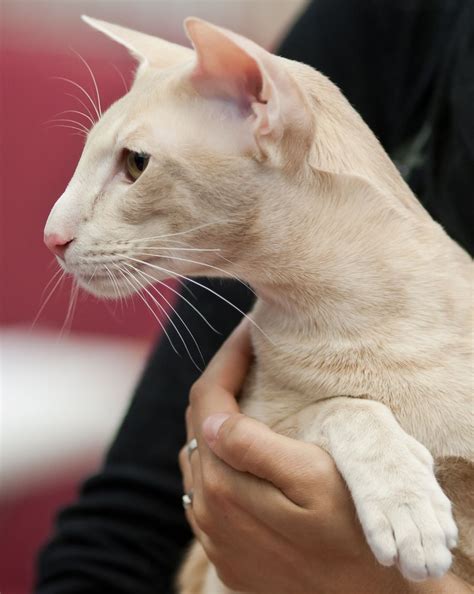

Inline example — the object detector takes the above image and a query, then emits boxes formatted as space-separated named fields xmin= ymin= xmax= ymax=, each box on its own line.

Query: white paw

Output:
xmin=352 ymin=440 xmax=458 ymax=581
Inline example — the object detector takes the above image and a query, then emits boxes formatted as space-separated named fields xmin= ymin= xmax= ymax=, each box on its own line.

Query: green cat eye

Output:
xmin=126 ymin=150 xmax=150 ymax=181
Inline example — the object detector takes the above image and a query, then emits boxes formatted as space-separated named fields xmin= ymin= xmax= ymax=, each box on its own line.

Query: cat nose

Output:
xmin=44 ymin=232 xmax=74 ymax=260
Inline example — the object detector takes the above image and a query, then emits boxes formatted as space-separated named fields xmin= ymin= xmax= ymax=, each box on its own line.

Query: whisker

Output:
xmin=124 ymin=220 xmax=228 ymax=243
xmin=59 ymin=280 xmax=79 ymax=338
xmin=133 ymin=267 xmax=205 ymax=368
xmin=51 ymin=109 xmax=95 ymax=128
xmin=103 ymin=264 xmax=120 ymax=301
xmin=46 ymin=124 xmax=87 ymax=137
xmin=70 ymin=48 xmax=102 ymax=117
xmin=123 ymin=256 xmax=273 ymax=344
xmin=104 ymin=264 xmax=126 ymax=314
xmin=137 ymin=246 xmax=221 ymax=253
xmin=117 ymin=265 xmax=203 ymax=370
xmin=31 ymin=270 xmax=66 ymax=329
xmin=45 ymin=118 xmax=90 ymax=134
xmin=51 ymin=76 xmax=101 ymax=121
xmin=40 ymin=267 xmax=63 ymax=301
xmin=65 ymin=92 xmax=96 ymax=123
xmin=123 ymin=261 xmax=219 ymax=333
xmin=111 ymin=63 xmax=129 ymax=94
xmin=136 ymin=252 xmax=248 ymax=290
xmin=115 ymin=265 xmax=181 ymax=357
xmin=179 ymin=280 xmax=197 ymax=300
xmin=216 ymin=253 xmax=257 ymax=297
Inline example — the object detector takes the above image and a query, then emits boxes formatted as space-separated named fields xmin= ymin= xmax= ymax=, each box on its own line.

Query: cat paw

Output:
xmin=354 ymin=445 xmax=458 ymax=581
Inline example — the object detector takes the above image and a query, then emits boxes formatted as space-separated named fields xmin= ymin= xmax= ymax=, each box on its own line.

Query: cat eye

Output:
xmin=126 ymin=150 xmax=150 ymax=181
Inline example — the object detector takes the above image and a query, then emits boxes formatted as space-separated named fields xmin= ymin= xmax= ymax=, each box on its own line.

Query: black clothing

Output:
xmin=35 ymin=2 xmax=474 ymax=593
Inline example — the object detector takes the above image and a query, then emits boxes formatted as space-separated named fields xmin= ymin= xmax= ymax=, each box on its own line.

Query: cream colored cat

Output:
xmin=44 ymin=16 xmax=473 ymax=592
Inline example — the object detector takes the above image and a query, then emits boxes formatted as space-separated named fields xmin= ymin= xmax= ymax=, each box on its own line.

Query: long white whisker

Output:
xmin=31 ymin=270 xmax=66 ymax=329
xmin=59 ymin=281 xmax=79 ymax=338
xmin=123 ymin=262 xmax=219 ymax=333
xmin=105 ymin=264 xmax=129 ymax=314
xmin=136 ymin=252 xmax=248 ymax=289
xmin=136 ymin=246 xmax=221 ymax=253
xmin=124 ymin=256 xmax=272 ymax=344
xmin=51 ymin=109 xmax=95 ymax=127
xmin=51 ymin=76 xmax=101 ymax=120
xmin=47 ymin=122 xmax=87 ymax=132
xmin=124 ymin=221 xmax=228 ymax=243
xmin=133 ymin=267 xmax=205 ymax=368
xmin=103 ymin=264 xmax=122 ymax=311
xmin=65 ymin=92 xmax=96 ymax=123
xmin=70 ymin=49 xmax=102 ymax=117
xmin=48 ymin=124 xmax=87 ymax=138
xmin=117 ymin=265 xmax=203 ymax=370
xmin=216 ymin=253 xmax=257 ymax=297
xmin=111 ymin=63 xmax=129 ymax=94
xmin=115 ymin=266 xmax=180 ymax=357
xmin=40 ymin=267 xmax=63 ymax=301
xmin=45 ymin=118 xmax=90 ymax=133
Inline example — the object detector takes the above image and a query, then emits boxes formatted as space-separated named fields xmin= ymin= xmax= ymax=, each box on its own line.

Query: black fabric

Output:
xmin=35 ymin=2 xmax=473 ymax=593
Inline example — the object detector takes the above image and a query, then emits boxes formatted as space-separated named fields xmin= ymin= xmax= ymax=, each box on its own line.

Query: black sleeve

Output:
xmin=278 ymin=0 xmax=461 ymax=154
xmin=34 ymin=279 xmax=255 ymax=594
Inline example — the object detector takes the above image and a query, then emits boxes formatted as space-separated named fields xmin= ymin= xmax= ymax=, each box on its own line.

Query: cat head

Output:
xmin=43 ymin=16 xmax=324 ymax=298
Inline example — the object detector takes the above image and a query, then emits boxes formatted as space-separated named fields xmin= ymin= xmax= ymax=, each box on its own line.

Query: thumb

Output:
xmin=202 ymin=413 xmax=334 ymax=506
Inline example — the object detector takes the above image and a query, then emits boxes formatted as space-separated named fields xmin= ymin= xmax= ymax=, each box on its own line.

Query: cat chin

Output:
xmin=75 ymin=275 xmax=137 ymax=300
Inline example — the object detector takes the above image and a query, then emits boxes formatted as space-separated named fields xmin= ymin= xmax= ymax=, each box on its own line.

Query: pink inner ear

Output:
xmin=188 ymin=25 xmax=265 ymax=115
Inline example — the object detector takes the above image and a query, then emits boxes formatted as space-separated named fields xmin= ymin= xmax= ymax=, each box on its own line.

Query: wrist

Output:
xmin=352 ymin=562 xmax=470 ymax=594
xmin=319 ymin=555 xmax=466 ymax=594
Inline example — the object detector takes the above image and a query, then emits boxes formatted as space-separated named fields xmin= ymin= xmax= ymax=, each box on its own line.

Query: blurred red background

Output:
xmin=0 ymin=7 xmax=177 ymax=338
xmin=0 ymin=2 xmax=304 ymax=592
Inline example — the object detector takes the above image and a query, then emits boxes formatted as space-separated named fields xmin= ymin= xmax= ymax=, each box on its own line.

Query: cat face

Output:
xmin=44 ymin=17 xmax=312 ymax=298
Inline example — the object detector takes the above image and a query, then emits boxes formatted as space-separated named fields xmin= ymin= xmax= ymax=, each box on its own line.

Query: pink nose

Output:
xmin=44 ymin=233 xmax=73 ymax=260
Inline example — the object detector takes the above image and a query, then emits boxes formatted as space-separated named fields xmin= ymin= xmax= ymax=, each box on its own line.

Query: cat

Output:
xmin=44 ymin=16 xmax=473 ymax=593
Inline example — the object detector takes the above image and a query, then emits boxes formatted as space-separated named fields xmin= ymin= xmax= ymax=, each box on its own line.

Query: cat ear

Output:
xmin=184 ymin=18 xmax=300 ymax=139
xmin=81 ymin=16 xmax=192 ymax=69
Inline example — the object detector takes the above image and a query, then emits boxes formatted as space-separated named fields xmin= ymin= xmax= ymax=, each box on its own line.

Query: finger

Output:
xmin=194 ymin=317 xmax=252 ymax=395
xmin=190 ymin=320 xmax=252 ymax=463
xmin=179 ymin=443 xmax=194 ymax=493
xmin=202 ymin=413 xmax=339 ymax=507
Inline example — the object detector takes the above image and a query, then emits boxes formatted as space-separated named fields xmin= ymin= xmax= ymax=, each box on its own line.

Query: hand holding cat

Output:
xmin=179 ymin=320 xmax=466 ymax=594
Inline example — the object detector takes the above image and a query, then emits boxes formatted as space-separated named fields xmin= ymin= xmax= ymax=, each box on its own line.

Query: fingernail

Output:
xmin=202 ymin=413 xmax=231 ymax=446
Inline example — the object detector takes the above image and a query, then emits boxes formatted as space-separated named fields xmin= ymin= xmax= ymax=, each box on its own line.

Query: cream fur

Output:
xmin=45 ymin=17 xmax=473 ymax=591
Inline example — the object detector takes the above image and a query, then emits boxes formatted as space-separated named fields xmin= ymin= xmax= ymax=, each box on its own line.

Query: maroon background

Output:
xmin=0 ymin=17 xmax=177 ymax=338
xmin=1 ymin=14 xmax=178 ymax=594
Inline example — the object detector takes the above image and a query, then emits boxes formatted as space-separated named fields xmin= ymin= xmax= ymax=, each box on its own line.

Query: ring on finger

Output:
xmin=182 ymin=489 xmax=194 ymax=510
xmin=186 ymin=437 xmax=198 ymax=461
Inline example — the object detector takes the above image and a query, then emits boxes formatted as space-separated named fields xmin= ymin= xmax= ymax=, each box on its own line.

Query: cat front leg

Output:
xmin=294 ymin=396 xmax=458 ymax=581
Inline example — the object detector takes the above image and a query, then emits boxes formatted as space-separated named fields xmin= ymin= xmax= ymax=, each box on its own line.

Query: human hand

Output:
xmin=179 ymin=319 xmax=466 ymax=594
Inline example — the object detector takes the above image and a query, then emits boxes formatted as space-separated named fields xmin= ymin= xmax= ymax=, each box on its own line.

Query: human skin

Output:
xmin=179 ymin=320 xmax=471 ymax=594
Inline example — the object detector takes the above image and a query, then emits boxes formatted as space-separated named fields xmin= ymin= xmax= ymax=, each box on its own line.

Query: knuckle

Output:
xmin=222 ymin=415 xmax=256 ymax=466
xmin=202 ymin=473 xmax=230 ymax=506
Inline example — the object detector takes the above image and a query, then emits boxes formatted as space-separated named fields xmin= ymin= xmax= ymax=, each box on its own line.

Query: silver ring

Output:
xmin=182 ymin=489 xmax=193 ymax=510
xmin=186 ymin=437 xmax=198 ymax=461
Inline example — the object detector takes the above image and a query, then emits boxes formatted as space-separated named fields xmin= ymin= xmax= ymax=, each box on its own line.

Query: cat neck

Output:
xmin=240 ymin=170 xmax=464 ymax=345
